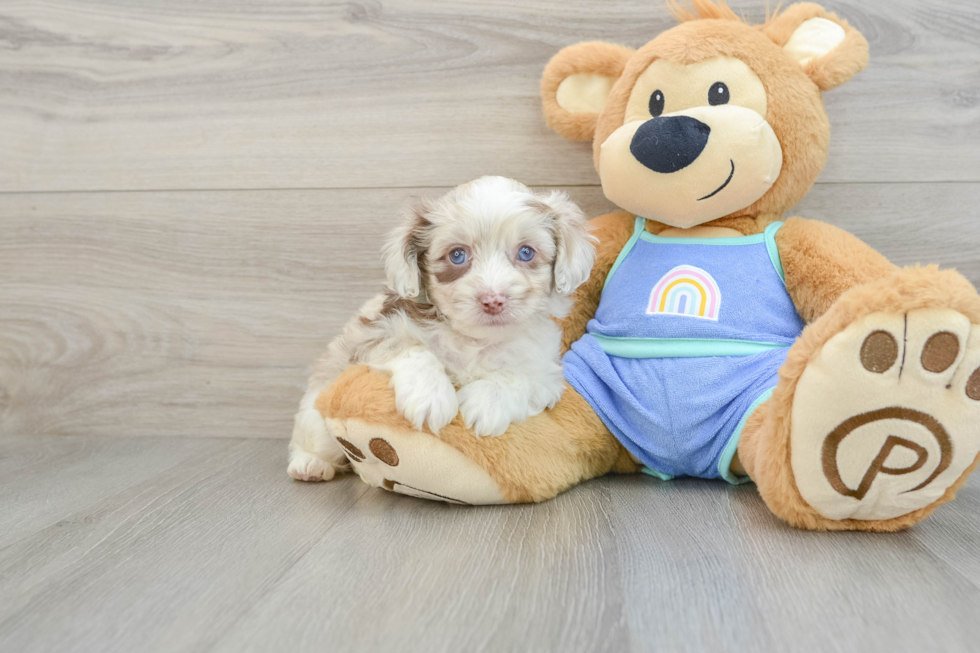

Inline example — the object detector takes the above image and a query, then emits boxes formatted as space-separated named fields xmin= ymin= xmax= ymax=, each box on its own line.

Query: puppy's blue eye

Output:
xmin=518 ymin=246 xmax=535 ymax=262
xmin=449 ymin=249 xmax=467 ymax=265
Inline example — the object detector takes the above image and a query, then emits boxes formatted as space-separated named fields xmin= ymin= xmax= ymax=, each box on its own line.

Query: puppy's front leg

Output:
xmin=526 ymin=363 xmax=566 ymax=415
xmin=288 ymin=386 xmax=350 ymax=482
xmin=387 ymin=347 xmax=459 ymax=434
xmin=457 ymin=373 xmax=533 ymax=437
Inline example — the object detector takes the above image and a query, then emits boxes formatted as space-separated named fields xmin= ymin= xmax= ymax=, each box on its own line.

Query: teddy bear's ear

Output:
xmin=541 ymin=41 xmax=634 ymax=141
xmin=762 ymin=3 xmax=869 ymax=91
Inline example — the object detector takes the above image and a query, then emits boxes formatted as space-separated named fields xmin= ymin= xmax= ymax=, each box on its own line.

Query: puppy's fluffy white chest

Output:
xmin=421 ymin=316 xmax=564 ymax=388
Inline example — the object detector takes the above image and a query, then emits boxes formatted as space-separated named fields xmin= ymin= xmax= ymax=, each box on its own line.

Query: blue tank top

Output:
xmin=562 ymin=217 xmax=806 ymax=482
xmin=588 ymin=217 xmax=804 ymax=357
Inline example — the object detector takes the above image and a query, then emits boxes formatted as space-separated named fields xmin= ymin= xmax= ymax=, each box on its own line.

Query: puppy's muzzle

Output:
xmin=629 ymin=116 xmax=711 ymax=174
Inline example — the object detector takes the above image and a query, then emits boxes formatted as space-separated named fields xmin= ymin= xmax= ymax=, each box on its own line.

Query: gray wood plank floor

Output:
xmin=3 ymin=0 xmax=980 ymax=650
xmin=2 ymin=435 xmax=979 ymax=653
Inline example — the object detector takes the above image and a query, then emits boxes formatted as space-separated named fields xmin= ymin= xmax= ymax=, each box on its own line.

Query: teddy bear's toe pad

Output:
xmin=791 ymin=309 xmax=980 ymax=521
xmin=328 ymin=418 xmax=506 ymax=505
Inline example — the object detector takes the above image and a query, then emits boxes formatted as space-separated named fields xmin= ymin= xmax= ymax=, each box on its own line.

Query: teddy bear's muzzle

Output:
xmin=598 ymin=105 xmax=783 ymax=228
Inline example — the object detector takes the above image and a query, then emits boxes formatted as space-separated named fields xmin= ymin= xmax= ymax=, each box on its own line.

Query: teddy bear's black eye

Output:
xmin=709 ymin=81 xmax=730 ymax=106
xmin=649 ymin=90 xmax=665 ymax=117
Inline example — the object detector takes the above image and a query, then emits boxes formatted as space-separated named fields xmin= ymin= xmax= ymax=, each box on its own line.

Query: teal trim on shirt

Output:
xmin=602 ymin=217 xmax=645 ymax=292
xmin=639 ymin=229 xmax=766 ymax=246
xmin=610 ymin=218 xmax=787 ymax=290
xmin=717 ymin=388 xmax=774 ymax=484
xmin=641 ymin=466 xmax=676 ymax=481
xmin=591 ymin=334 xmax=790 ymax=359
xmin=763 ymin=221 xmax=786 ymax=283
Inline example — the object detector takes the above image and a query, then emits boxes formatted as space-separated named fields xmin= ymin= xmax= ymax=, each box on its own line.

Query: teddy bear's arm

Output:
xmin=776 ymin=217 xmax=897 ymax=323
xmin=558 ymin=210 xmax=636 ymax=352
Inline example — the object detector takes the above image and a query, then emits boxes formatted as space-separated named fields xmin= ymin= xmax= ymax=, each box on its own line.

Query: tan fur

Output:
xmin=666 ymin=0 xmax=743 ymax=23
xmin=776 ymin=217 xmax=897 ymax=323
xmin=646 ymin=214 xmax=760 ymax=236
xmin=762 ymin=3 xmax=869 ymax=91
xmin=541 ymin=42 xmax=635 ymax=141
xmin=319 ymin=366 xmax=636 ymax=502
xmin=593 ymin=19 xmax=834 ymax=226
xmin=739 ymin=266 xmax=980 ymax=531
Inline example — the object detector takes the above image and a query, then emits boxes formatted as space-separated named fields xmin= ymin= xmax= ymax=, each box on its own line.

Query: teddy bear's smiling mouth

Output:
xmin=697 ymin=159 xmax=735 ymax=201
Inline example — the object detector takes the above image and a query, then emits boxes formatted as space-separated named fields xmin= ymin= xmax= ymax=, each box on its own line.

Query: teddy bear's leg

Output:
xmin=316 ymin=366 xmax=636 ymax=504
xmin=739 ymin=266 xmax=980 ymax=531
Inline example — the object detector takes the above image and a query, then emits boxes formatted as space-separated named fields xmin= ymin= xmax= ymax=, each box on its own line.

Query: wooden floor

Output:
xmin=1 ymin=434 xmax=979 ymax=653
xmin=2 ymin=0 xmax=980 ymax=651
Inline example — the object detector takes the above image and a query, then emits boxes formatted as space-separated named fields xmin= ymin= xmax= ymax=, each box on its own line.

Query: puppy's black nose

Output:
xmin=629 ymin=116 xmax=711 ymax=174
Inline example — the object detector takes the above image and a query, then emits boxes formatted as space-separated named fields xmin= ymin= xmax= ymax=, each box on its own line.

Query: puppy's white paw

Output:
xmin=288 ymin=399 xmax=351 ymax=481
xmin=458 ymin=380 xmax=517 ymax=437
xmin=528 ymin=377 xmax=565 ymax=414
xmin=392 ymin=366 xmax=459 ymax=434
xmin=288 ymin=450 xmax=338 ymax=482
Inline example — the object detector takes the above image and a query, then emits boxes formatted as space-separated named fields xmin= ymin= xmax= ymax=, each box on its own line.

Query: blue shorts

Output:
xmin=563 ymin=334 xmax=786 ymax=483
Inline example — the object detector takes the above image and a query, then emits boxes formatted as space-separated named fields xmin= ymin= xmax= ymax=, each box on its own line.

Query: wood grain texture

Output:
xmin=0 ymin=434 xmax=227 ymax=548
xmin=0 ymin=186 xmax=614 ymax=438
xmin=1 ymin=0 xmax=978 ymax=192
xmin=2 ymin=183 xmax=978 ymax=439
xmin=0 ymin=436 xmax=370 ymax=653
xmin=1 ymin=435 xmax=979 ymax=653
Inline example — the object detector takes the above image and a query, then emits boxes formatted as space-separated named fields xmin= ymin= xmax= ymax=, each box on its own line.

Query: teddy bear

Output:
xmin=315 ymin=0 xmax=980 ymax=532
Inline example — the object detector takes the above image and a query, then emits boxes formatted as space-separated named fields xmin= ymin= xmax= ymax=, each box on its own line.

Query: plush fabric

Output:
xmin=321 ymin=1 xmax=980 ymax=533
xmin=321 ymin=366 xmax=636 ymax=503
xmin=563 ymin=219 xmax=803 ymax=481
xmin=762 ymin=3 xmax=870 ymax=91
xmin=740 ymin=266 xmax=980 ymax=531
xmin=558 ymin=211 xmax=636 ymax=352
xmin=540 ymin=42 xmax=634 ymax=142
xmin=589 ymin=18 xmax=833 ymax=230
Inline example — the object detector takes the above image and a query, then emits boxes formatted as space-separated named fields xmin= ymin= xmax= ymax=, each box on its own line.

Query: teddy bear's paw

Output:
xmin=287 ymin=450 xmax=338 ymax=482
xmin=331 ymin=418 xmax=506 ymax=504
xmin=790 ymin=309 xmax=980 ymax=521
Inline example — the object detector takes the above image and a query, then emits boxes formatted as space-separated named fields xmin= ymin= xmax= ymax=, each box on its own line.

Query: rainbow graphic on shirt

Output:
xmin=646 ymin=265 xmax=721 ymax=321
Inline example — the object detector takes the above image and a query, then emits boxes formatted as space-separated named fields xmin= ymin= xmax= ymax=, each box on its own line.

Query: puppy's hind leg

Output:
xmin=287 ymin=387 xmax=351 ymax=482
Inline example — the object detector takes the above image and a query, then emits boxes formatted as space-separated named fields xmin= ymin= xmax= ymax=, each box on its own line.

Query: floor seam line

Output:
xmin=200 ymin=481 xmax=372 ymax=653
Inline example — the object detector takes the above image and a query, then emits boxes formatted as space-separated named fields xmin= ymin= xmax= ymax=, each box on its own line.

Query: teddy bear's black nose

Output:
xmin=629 ymin=116 xmax=711 ymax=174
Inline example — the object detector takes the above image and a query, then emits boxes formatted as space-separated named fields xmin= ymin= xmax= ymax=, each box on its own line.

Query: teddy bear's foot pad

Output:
xmin=791 ymin=309 xmax=980 ymax=521
xmin=328 ymin=418 xmax=506 ymax=505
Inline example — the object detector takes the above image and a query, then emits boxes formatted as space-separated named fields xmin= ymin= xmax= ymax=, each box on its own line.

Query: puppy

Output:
xmin=287 ymin=176 xmax=596 ymax=482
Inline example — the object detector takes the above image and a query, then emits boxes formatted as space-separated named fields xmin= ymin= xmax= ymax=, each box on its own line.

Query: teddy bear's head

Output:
xmin=541 ymin=1 xmax=869 ymax=230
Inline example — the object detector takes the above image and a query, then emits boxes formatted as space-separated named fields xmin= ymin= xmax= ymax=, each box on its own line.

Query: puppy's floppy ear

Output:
xmin=381 ymin=197 xmax=431 ymax=299
xmin=763 ymin=3 xmax=869 ymax=91
xmin=533 ymin=191 xmax=596 ymax=295
xmin=541 ymin=41 xmax=634 ymax=142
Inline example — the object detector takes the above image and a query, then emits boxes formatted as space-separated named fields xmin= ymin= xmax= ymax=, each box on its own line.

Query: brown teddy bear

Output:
xmin=316 ymin=1 xmax=980 ymax=531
